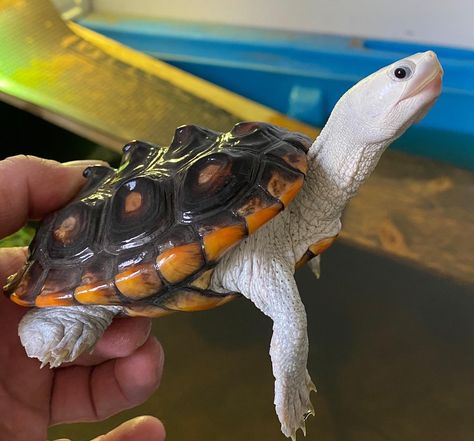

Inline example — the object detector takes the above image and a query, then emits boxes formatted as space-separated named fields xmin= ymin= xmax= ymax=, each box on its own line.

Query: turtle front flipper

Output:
xmin=210 ymin=247 xmax=315 ymax=440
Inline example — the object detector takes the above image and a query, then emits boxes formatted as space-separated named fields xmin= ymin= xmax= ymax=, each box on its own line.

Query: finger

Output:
xmin=73 ymin=317 xmax=152 ymax=366
xmin=50 ymin=336 xmax=164 ymax=424
xmin=0 ymin=155 xmax=108 ymax=238
xmin=0 ymin=247 xmax=28 ymax=287
xmin=91 ymin=416 xmax=166 ymax=441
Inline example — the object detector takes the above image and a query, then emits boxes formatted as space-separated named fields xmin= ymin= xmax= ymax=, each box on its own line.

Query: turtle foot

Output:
xmin=276 ymin=369 xmax=316 ymax=440
xmin=18 ymin=305 xmax=121 ymax=367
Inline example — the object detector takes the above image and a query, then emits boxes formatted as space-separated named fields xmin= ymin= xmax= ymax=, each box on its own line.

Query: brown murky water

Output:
xmin=49 ymin=243 xmax=474 ymax=441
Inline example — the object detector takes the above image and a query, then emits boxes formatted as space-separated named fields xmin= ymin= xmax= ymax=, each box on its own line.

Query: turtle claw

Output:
xmin=304 ymin=404 xmax=315 ymax=420
xmin=39 ymin=350 xmax=69 ymax=369
xmin=49 ymin=349 xmax=71 ymax=368
xmin=39 ymin=354 xmax=52 ymax=369
xmin=289 ymin=422 xmax=308 ymax=441
xmin=34 ymin=345 xmax=77 ymax=369
xmin=277 ymin=369 xmax=316 ymax=440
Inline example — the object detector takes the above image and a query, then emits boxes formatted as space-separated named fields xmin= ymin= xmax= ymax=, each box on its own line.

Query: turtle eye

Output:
xmin=390 ymin=61 xmax=415 ymax=81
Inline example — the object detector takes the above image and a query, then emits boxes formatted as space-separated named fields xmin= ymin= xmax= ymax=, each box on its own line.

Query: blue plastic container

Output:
xmin=79 ymin=16 xmax=474 ymax=169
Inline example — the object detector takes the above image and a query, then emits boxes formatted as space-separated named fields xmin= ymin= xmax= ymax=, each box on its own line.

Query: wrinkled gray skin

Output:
xmin=19 ymin=51 xmax=443 ymax=440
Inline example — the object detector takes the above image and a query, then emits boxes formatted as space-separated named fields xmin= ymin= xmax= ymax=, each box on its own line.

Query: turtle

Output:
xmin=4 ymin=51 xmax=442 ymax=440
xmin=5 ymin=121 xmax=310 ymax=313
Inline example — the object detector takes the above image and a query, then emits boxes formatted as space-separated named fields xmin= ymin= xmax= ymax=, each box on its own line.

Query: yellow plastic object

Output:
xmin=0 ymin=0 xmax=317 ymax=152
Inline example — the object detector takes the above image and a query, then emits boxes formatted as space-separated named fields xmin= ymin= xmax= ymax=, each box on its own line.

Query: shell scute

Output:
xmin=117 ymin=245 xmax=155 ymax=273
xmin=156 ymin=242 xmax=204 ymax=284
xmin=179 ymin=152 xmax=257 ymax=221
xmin=37 ymin=266 xmax=81 ymax=306
xmin=162 ymin=289 xmax=239 ymax=312
xmin=74 ymin=281 xmax=121 ymax=305
xmin=107 ymin=177 xmax=171 ymax=250
xmin=260 ymin=161 xmax=305 ymax=207
xmin=41 ymin=267 xmax=81 ymax=295
xmin=266 ymin=143 xmax=309 ymax=175
xmin=8 ymin=261 xmax=44 ymax=306
xmin=48 ymin=203 xmax=96 ymax=260
xmin=193 ymin=210 xmax=248 ymax=263
xmin=115 ymin=263 xmax=163 ymax=299
xmin=35 ymin=291 xmax=75 ymax=307
xmin=118 ymin=141 xmax=159 ymax=179
xmin=236 ymin=187 xmax=283 ymax=234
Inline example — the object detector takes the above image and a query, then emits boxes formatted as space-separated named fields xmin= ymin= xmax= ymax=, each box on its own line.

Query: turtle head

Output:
xmin=305 ymin=52 xmax=443 ymax=221
xmin=342 ymin=50 xmax=443 ymax=143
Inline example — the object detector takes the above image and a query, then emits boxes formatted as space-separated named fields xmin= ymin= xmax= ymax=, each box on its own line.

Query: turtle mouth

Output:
xmin=399 ymin=51 xmax=443 ymax=102
xmin=406 ymin=71 xmax=443 ymax=99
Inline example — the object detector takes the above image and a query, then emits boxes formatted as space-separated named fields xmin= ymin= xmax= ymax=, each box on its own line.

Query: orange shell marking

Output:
xmin=309 ymin=237 xmax=337 ymax=255
xmin=244 ymin=203 xmax=282 ymax=234
xmin=124 ymin=305 xmax=175 ymax=318
xmin=115 ymin=263 xmax=162 ymax=298
xmin=156 ymin=243 xmax=204 ymax=284
xmin=164 ymin=290 xmax=239 ymax=312
xmin=267 ymin=173 xmax=305 ymax=207
xmin=35 ymin=291 xmax=75 ymax=307
xmin=295 ymin=236 xmax=337 ymax=270
xmin=202 ymin=224 xmax=246 ymax=262
xmin=124 ymin=191 xmax=143 ymax=213
xmin=236 ymin=191 xmax=283 ymax=235
xmin=74 ymin=282 xmax=120 ymax=305
xmin=10 ymin=292 xmax=34 ymax=307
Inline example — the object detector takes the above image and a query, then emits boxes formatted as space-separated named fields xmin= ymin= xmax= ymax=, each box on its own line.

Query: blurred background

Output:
xmin=0 ymin=1 xmax=473 ymax=440
xmin=89 ymin=0 xmax=474 ymax=47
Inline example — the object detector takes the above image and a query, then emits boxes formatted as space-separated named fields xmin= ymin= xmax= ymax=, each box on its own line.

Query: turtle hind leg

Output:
xmin=19 ymin=305 xmax=122 ymax=368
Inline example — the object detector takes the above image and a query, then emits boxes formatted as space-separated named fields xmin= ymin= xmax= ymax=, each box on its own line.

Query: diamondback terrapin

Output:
xmin=4 ymin=51 xmax=443 ymax=440
xmin=6 ymin=122 xmax=309 ymax=314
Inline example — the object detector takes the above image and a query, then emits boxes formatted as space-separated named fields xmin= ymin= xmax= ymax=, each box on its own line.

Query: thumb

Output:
xmin=0 ymin=156 xmax=109 ymax=238
xmin=50 ymin=416 xmax=166 ymax=441
xmin=90 ymin=416 xmax=166 ymax=441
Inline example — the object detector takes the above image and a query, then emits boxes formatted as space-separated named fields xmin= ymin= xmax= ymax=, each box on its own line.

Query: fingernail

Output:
xmin=155 ymin=337 xmax=165 ymax=374
xmin=62 ymin=159 xmax=110 ymax=167
xmin=148 ymin=336 xmax=165 ymax=387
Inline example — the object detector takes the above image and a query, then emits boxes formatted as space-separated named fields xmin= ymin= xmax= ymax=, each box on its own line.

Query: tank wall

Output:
xmin=93 ymin=0 xmax=474 ymax=49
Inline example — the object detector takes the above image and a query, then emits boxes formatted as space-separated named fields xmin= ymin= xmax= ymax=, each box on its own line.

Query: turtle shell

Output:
xmin=4 ymin=122 xmax=311 ymax=317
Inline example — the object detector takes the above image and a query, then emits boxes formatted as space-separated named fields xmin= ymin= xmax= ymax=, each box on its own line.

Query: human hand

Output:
xmin=0 ymin=156 xmax=166 ymax=441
